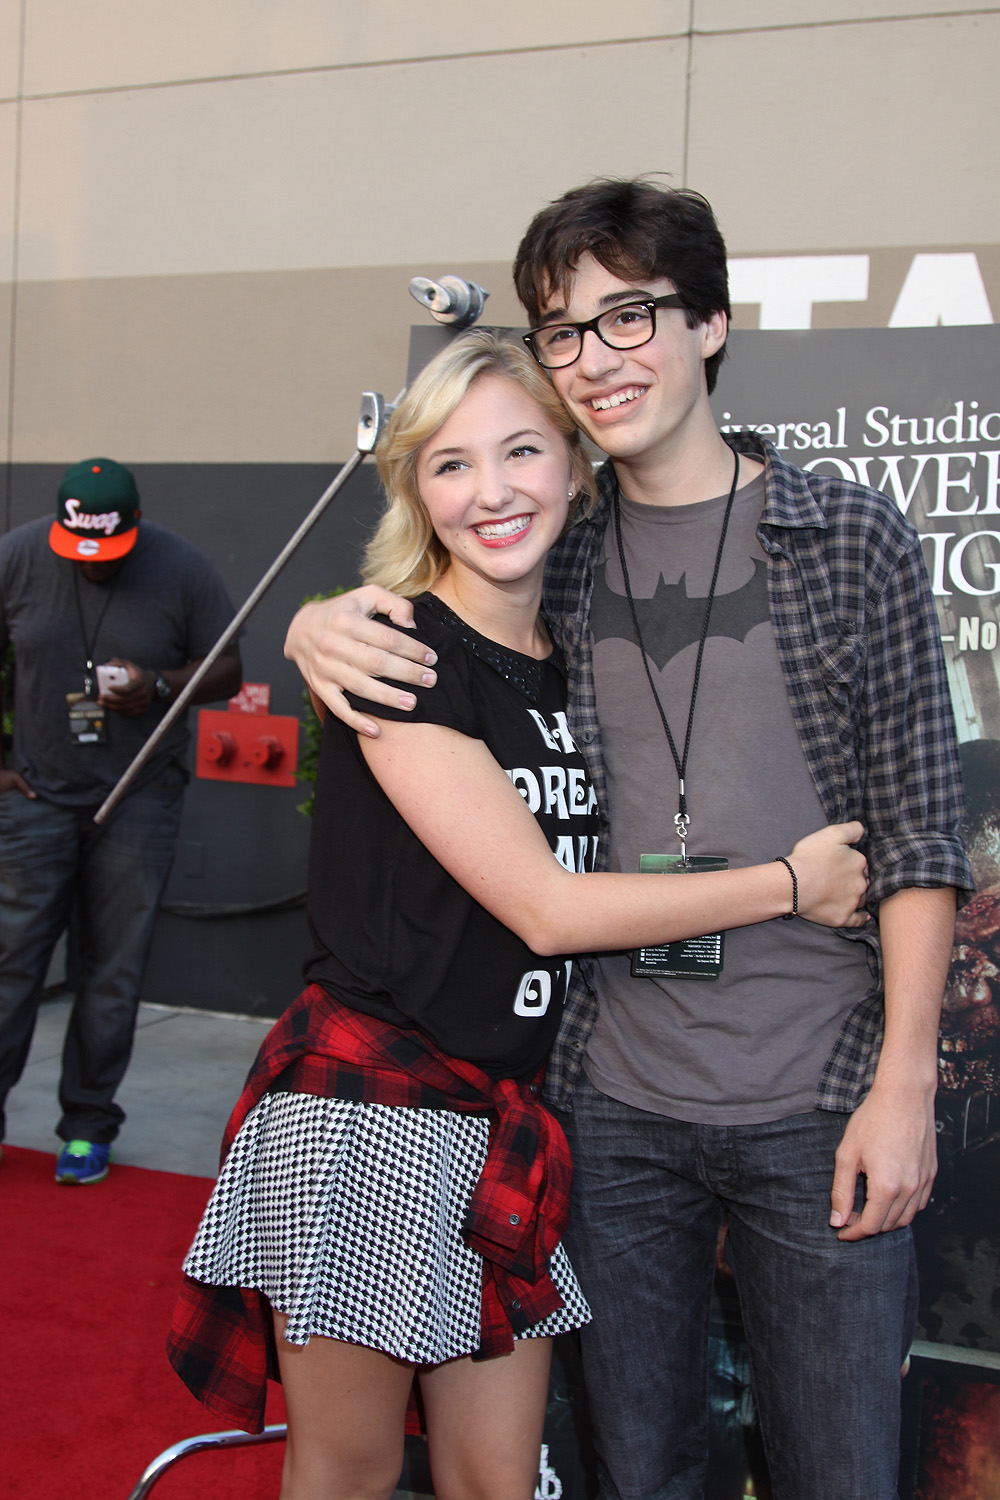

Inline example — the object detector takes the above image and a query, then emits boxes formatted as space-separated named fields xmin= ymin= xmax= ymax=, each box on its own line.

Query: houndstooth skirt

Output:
xmin=183 ymin=1090 xmax=590 ymax=1365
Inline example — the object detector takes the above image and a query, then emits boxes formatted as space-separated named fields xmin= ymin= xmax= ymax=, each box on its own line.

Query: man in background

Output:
xmin=0 ymin=457 xmax=241 ymax=1183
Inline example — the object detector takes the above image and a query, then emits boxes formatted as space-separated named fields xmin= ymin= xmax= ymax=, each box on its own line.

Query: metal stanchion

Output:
xmin=124 ymin=1424 xmax=287 ymax=1500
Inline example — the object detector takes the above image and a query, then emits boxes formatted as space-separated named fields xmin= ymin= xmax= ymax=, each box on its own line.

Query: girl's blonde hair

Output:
xmin=365 ymin=329 xmax=595 ymax=597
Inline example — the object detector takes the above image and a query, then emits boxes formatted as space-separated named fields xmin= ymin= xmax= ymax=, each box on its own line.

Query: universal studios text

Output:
xmin=721 ymin=399 xmax=1000 ymax=610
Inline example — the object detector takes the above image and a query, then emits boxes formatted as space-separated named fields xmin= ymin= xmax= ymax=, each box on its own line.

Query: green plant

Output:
xmin=295 ymin=589 xmax=346 ymax=816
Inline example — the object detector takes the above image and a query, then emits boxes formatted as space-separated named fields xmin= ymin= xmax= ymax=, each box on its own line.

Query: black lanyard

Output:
xmin=72 ymin=568 xmax=116 ymax=698
xmin=612 ymin=444 xmax=740 ymax=863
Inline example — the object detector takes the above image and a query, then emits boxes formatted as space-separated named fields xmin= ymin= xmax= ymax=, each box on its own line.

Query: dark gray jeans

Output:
xmin=0 ymin=774 xmax=184 ymax=1143
xmin=561 ymin=1072 xmax=917 ymax=1500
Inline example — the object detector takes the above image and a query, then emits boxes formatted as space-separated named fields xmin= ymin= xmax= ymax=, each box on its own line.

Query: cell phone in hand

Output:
xmin=96 ymin=664 xmax=130 ymax=694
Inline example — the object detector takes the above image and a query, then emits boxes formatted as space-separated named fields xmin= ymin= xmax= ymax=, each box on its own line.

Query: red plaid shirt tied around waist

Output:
xmin=167 ymin=984 xmax=572 ymax=1432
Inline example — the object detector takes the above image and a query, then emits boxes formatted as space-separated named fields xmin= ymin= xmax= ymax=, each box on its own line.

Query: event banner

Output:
xmin=709 ymin=326 xmax=1000 ymax=1499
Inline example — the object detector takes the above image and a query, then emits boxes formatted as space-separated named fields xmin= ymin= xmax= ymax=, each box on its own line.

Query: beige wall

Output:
xmin=2 ymin=1 xmax=998 ymax=463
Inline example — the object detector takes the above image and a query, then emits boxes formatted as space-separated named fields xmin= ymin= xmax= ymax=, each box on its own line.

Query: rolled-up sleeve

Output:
xmin=861 ymin=537 xmax=972 ymax=907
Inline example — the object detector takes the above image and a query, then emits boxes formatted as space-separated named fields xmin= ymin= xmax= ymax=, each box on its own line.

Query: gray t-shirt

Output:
xmin=0 ymin=518 xmax=236 ymax=806
xmin=585 ymin=474 xmax=871 ymax=1124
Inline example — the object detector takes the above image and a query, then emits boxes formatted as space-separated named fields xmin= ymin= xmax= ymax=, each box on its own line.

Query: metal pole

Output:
xmin=124 ymin=1424 xmax=287 ymax=1500
xmin=94 ymin=388 xmax=403 ymax=825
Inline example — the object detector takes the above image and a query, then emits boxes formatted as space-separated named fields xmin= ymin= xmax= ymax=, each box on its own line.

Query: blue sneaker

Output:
xmin=55 ymin=1140 xmax=111 ymax=1184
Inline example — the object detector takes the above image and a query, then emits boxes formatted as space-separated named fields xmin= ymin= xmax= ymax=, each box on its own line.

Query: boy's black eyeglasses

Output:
xmin=523 ymin=294 xmax=686 ymax=370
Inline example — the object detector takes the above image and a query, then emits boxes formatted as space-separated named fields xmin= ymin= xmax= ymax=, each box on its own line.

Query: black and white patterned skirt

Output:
xmin=183 ymin=1091 xmax=591 ymax=1365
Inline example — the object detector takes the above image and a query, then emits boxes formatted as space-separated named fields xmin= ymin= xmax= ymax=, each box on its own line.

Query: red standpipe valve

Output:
xmin=204 ymin=731 xmax=236 ymax=765
xmin=196 ymin=691 xmax=300 ymax=788
xmin=251 ymin=736 xmax=284 ymax=769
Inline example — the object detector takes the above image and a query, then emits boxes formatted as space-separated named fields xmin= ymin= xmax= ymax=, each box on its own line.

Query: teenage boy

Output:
xmin=284 ymin=180 xmax=971 ymax=1500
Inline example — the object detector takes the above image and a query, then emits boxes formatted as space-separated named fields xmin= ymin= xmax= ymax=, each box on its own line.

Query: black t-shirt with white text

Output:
xmin=304 ymin=593 xmax=599 ymax=1079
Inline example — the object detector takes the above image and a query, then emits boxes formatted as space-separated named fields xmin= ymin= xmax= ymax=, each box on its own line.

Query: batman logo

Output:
xmin=590 ymin=556 xmax=771 ymax=673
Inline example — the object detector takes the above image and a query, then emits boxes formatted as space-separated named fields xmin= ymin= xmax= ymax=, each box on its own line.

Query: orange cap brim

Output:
xmin=49 ymin=520 xmax=138 ymax=561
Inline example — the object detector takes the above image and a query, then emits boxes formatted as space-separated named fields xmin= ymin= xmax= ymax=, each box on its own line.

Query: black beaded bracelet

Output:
xmin=773 ymin=855 xmax=798 ymax=919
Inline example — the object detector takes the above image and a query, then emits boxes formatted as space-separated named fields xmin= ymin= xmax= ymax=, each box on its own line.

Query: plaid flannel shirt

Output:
xmin=167 ymin=984 xmax=572 ymax=1432
xmin=542 ymin=434 xmax=973 ymax=1113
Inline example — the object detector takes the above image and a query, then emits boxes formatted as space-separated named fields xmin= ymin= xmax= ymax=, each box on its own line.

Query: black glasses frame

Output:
xmin=523 ymin=294 xmax=687 ymax=369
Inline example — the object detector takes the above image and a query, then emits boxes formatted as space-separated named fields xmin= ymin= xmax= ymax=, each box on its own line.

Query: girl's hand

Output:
xmin=787 ymin=822 xmax=869 ymax=928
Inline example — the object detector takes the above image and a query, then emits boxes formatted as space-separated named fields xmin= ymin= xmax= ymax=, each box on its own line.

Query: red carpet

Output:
xmin=0 ymin=1145 xmax=287 ymax=1499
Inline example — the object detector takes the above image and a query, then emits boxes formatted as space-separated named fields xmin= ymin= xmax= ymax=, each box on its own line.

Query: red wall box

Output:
xmin=196 ymin=707 xmax=300 ymax=788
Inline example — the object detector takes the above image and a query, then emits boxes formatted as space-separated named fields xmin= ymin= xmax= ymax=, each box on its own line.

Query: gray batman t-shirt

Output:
xmin=585 ymin=473 xmax=870 ymax=1124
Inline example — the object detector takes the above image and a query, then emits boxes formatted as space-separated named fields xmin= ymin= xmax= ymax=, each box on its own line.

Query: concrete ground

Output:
xmin=6 ymin=991 xmax=431 ymax=1499
xmin=6 ymin=991 xmax=270 ymax=1175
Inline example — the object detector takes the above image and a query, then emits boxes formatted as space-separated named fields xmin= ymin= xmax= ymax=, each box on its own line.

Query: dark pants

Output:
xmin=0 ymin=774 xmax=184 ymax=1143
xmin=561 ymin=1072 xmax=917 ymax=1500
